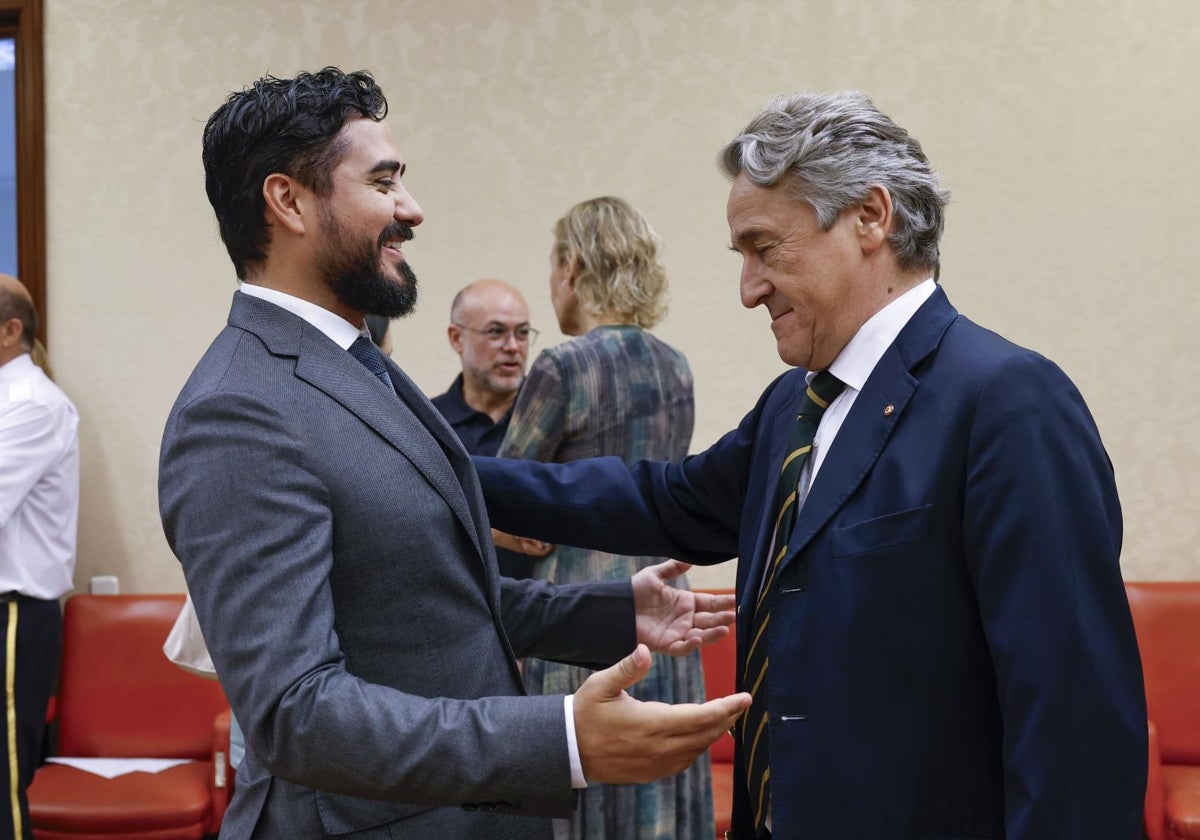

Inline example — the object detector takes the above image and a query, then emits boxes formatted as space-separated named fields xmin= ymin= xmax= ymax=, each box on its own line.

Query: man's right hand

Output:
xmin=491 ymin=528 xmax=554 ymax=558
xmin=573 ymin=644 xmax=751 ymax=784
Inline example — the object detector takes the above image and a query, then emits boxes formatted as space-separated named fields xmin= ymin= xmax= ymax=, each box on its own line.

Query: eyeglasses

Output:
xmin=453 ymin=322 xmax=539 ymax=346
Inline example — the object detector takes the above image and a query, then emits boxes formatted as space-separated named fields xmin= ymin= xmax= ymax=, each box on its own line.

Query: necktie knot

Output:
xmin=801 ymin=370 xmax=846 ymax=419
xmin=348 ymin=335 xmax=393 ymax=392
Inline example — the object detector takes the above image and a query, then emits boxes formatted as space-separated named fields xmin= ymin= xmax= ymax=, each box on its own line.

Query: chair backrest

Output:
xmin=1125 ymin=581 xmax=1200 ymax=765
xmin=56 ymin=594 xmax=228 ymax=759
xmin=697 ymin=589 xmax=737 ymax=764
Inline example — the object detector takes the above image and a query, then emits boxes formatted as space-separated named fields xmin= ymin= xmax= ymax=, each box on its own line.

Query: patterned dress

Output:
xmin=498 ymin=324 xmax=712 ymax=840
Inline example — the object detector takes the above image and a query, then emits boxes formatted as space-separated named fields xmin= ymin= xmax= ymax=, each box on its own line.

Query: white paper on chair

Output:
xmin=45 ymin=757 xmax=195 ymax=779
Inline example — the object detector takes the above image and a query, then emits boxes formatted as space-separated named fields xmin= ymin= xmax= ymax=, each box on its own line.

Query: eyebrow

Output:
xmin=729 ymin=227 xmax=767 ymax=249
xmin=368 ymin=160 xmax=404 ymax=177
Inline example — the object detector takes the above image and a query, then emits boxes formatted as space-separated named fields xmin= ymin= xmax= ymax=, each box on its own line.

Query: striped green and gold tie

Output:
xmin=742 ymin=370 xmax=845 ymax=834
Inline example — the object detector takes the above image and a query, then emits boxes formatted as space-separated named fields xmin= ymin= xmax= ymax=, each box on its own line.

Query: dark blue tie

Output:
xmin=348 ymin=335 xmax=394 ymax=392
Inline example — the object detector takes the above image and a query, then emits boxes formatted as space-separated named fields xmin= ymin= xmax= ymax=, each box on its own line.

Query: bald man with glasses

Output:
xmin=432 ymin=279 xmax=550 ymax=575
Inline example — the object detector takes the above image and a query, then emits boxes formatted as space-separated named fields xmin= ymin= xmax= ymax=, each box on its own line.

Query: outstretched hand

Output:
xmin=632 ymin=560 xmax=736 ymax=656
xmin=574 ymin=644 xmax=751 ymax=784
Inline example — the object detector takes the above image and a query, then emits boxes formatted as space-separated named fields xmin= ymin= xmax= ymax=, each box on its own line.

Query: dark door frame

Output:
xmin=0 ymin=0 xmax=44 ymax=343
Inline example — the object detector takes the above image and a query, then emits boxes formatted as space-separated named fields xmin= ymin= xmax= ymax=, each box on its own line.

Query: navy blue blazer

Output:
xmin=475 ymin=287 xmax=1146 ymax=839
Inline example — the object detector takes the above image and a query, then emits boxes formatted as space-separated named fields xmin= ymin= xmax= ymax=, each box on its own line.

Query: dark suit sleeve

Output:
xmin=962 ymin=353 xmax=1146 ymax=837
xmin=475 ymin=374 xmax=786 ymax=563
xmin=160 ymin=389 xmax=575 ymax=816
xmin=499 ymin=577 xmax=635 ymax=667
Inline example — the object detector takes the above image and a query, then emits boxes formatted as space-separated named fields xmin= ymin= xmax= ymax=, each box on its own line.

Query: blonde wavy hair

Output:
xmin=553 ymin=196 xmax=668 ymax=328
xmin=31 ymin=338 xmax=56 ymax=381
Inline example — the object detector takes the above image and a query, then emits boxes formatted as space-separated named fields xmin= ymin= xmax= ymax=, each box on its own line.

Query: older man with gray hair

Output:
xmin=474 ymin=91 xmax=1147 ymax=838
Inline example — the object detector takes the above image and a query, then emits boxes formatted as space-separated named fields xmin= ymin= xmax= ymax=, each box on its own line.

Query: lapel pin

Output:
xmin=883 ymin=404 xmax=895 ymax=416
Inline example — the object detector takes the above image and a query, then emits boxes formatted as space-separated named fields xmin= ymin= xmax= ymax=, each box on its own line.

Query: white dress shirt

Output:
xmin=237 ymin=284 xmax=589 ymax=787
xmin=799 ymin=278 xmax=936 ymax=506
xmin=239 ymin=283 xmax=363 ymax=349
xmin=0 ymin=352 xmax=80 ymax=599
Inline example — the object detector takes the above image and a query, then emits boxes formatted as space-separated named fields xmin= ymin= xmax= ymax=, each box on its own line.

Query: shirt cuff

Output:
xmin=564 ymin=694 xmax=588 ymax=789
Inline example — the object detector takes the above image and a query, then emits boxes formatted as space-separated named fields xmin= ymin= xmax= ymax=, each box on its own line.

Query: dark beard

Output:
xmin=319 ymin=219 xmax=419 ymax=318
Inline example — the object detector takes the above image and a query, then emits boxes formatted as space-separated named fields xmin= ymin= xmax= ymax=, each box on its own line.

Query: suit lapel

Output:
xmin=384 ymin=360 xmax=468 ymax=460
xmin=295 ymin=331 xmax=487 ymax=559
xmin=773 ymin=287 xmax=958 ymax=580
xmin=782 ymin=350 xmax=917 ymax=569
xmin=229 ymin=293 xmax=488 ymax=562
xmin=383 ymin=358 xmax=495 ymax=573
xmin=741 ymin=377 xmax=811 ymax=602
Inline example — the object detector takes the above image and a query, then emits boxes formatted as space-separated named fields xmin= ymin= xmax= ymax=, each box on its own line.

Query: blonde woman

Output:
xmin=498 ymin=197 xmax=710 ymax=840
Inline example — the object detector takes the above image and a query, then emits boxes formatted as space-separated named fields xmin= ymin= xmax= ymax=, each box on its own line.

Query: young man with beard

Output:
xmin=432 ymin=279 xmax=550 ymax=577
xmin=158 ymin=67 xmax=749 ymax=839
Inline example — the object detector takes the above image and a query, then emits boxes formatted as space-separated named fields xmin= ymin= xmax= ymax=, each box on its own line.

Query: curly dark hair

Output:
xmin=202 ymin=67 xmax=388 ymax=280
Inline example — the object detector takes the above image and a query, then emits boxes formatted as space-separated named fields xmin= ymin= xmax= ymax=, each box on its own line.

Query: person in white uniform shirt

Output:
xmin=0 ymin=273 xmax=79 ymax=840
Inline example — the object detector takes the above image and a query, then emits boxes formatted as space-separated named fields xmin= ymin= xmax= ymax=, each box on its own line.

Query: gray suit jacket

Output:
xmin=159 ymin=292 xmax=634 ymax=838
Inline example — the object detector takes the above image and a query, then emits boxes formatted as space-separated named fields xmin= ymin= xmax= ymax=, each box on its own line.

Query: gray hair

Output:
xmin=719 ymin=91 xmax=950 ymax=274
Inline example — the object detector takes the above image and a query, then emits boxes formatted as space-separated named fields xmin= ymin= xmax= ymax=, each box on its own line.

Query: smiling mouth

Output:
xmin=379 ymin=223 xmax=414 ymax=257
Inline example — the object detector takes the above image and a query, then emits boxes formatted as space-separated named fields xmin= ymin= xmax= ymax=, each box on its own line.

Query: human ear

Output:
xmin=262 ymin=173 xmax=308 ymax=236
xmin=855 ymin=185 xmax=893 ymax=254
xmin=0 ymin=318 xmax=20 ymax=349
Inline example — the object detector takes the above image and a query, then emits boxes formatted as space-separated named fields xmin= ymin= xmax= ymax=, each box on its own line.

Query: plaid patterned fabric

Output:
xmin=499 ymin=325 xmax=713 ymax=840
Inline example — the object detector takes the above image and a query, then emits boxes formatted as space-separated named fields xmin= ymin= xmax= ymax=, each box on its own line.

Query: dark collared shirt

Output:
xmin=430 ymin=374 xmax=513 ymax=457
xmin=430 ymin=375 xmax=533 ymax=579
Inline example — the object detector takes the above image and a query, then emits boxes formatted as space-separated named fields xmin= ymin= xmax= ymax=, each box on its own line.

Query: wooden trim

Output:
xmin=0 ymin=0 xmax=45 ymax=344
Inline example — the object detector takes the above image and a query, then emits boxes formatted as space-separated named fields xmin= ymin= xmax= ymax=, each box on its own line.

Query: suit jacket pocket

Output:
xmin=316 ymin=790 xmax=434 ymax=836
xmin=831 ymin=504 xmax=933 ymax=559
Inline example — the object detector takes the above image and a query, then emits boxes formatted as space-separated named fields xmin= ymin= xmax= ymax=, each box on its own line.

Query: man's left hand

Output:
xmin=632 ymin=560 xmax=735 ymax=656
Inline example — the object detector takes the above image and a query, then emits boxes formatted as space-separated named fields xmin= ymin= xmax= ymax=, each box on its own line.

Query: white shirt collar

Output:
xmin=0 ymin=352 xmax=34 ymax=382
xmin=238 ymin=283 xmax=365 ymax=350
xmin=825 ymin=278 xmax=937 ymax=391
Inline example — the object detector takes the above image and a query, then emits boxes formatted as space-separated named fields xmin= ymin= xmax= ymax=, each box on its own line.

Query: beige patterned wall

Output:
xmin=41 ymin=0 xmax=1200 ymax=593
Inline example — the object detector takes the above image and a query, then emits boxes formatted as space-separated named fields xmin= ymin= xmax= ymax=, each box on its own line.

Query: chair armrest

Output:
xmin=208 ymin=707 xmax=233 ymax=834
xmin=1145 ymin=718 xmax=1165 ymax=840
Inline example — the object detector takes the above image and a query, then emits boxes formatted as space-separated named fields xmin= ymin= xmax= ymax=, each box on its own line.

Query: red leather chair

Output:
xmin=28 ymin=594 xmax=232 ymax=840
xmin=698 ymin=588 xmax=737 ymax=840
xmin=1126 ymin=582 xmax=1200 ymax=840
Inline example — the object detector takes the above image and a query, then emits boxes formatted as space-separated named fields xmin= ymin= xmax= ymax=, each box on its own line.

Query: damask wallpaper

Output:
xmin=42 ymin=0 xmax=1200 ymax=591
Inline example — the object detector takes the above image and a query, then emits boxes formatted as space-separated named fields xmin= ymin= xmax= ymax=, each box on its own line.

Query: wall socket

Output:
xmin=88 ymin=575 xmax=120 ymax=595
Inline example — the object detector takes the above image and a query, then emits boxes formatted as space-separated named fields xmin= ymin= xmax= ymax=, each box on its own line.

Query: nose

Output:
xmin=739 ymin=259 xmax=771 ymax=310
xmin=501 ymin=330 xmax=521 ymax=350
xmin=395 ymin=184 xmax=424 ymax=227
